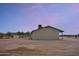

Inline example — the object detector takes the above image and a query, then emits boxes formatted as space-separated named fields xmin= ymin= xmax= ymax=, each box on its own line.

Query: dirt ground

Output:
xmin=0 ymin=37 xmax=79 ymax=56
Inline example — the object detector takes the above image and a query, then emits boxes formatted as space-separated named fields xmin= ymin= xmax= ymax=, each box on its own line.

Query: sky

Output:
xmin=0 ymin=3 xmax=79 ymax=34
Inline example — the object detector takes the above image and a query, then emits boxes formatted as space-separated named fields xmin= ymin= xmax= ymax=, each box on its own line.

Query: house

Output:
xmin=31 ymin=25 xmax=64 ymax=40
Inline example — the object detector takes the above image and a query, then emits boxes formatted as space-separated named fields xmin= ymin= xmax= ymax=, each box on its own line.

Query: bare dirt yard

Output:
xmin=0 ymin=37 xmax=79 ymax=56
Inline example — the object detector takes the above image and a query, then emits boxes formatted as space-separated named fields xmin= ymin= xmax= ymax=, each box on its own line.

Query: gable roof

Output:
xmin=31 ymin=26 xmax=64 ymax=34
xmin=45 ymin=26 xmax=64 ymax=32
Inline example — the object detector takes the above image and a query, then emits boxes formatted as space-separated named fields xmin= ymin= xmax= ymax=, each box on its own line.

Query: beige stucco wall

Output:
xmin=31 ymin=28 xmax=59 ymax=40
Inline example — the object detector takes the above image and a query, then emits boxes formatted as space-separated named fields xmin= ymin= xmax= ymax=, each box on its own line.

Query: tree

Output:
xmin=6 ymin=32 xmax=13 ymax=38
xmin=0 ymin=33 xmax=4 ymax=39
xmin=25 ymin=32 xmax=30 ymax=36
xmin=16 ymin=32 xmax=24 ymax=35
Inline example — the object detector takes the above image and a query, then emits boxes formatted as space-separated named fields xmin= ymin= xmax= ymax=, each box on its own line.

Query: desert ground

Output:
xmin=0 ymin=37 xmax=79 ymax=56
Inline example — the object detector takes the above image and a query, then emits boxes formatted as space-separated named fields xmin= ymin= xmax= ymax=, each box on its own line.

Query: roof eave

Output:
xmin=59 ymin=30 xmax=64 ymax=32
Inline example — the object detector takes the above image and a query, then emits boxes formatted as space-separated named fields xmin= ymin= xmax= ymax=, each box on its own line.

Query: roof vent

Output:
xmin=38 ymin=25 xmax=42 ymax=29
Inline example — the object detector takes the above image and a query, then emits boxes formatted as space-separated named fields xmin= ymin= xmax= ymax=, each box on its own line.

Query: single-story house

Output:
xmin=31 ymin=25 xmax=64 ymax=40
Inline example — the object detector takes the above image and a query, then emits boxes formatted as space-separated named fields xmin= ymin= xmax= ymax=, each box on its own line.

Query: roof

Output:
xmin=45 ymin=26 xmax=64 ymax=32
xmin=31 ymin=26 xmax=64 ymax=34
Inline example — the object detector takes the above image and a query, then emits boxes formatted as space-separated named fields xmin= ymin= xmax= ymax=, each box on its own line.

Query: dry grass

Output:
xmin=0 ymin=47 xmax=45 ymax=56
xmin=0 ymin=37 xmax=79 ymax=56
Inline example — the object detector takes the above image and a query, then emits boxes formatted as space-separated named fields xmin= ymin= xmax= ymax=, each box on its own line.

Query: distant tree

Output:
xmin=0 ymin=33 xmax=4 ymax=39
xmin=75 ymin=35 xmax=77 ymax=38
xmin=77 ymin=34 xmax=79 ymax=36
xmin=16 ymin=32 xmax=24 ymax=35
xmin=6 ymin=32 xmax=13 ymax=38
xmin=25 ymin=32 xmax=30 ymax=36
xmin=6 ymin=32 xmax=11 ymax=35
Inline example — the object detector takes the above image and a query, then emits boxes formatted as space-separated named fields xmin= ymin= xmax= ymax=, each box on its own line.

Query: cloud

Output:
xmin=21 ymin=4 xmax=63 ymax=26
xmin=21 ymin=4 xmax=79 ymax=34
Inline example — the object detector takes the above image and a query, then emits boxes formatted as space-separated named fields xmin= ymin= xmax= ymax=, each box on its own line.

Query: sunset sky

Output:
xmin=0 ymin=3 xmax=79 ymax=34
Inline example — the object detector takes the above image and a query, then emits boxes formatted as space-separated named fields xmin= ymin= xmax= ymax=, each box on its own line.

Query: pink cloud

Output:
xmin=33 ymin=12 xmax=64 ymax=26
xmin=21 ymin=4 xmax=79 ymax=30
xmin=21 ymin=4 xmax=68 ymax=25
